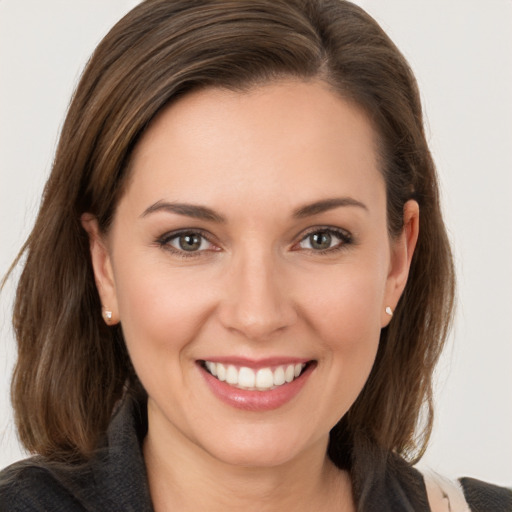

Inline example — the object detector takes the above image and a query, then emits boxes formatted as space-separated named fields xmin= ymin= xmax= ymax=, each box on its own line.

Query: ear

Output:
xmin=381 ymin=200 xmax=419 ymax=327
xmin=81 ymin=213 xmax=119 ymax=325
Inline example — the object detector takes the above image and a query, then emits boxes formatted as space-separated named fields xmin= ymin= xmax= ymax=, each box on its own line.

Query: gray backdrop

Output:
xmin=1 ymin=0 xmax=511 ymax=485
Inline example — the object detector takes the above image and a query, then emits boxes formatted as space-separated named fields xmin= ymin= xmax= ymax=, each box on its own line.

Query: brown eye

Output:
xmin=297 ymin=228 xmax=351 ymax=252
xmin=161 ymin=231 xmax=213 ymax=253
xmin=177 ymin=233 xmax=203 ymax=251
xmin=309 ymin=231 xmax=332 ymax=250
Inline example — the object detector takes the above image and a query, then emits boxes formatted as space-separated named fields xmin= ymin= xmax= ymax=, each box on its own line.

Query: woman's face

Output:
xmin=86 ymin=80 xmax=417 ymax=468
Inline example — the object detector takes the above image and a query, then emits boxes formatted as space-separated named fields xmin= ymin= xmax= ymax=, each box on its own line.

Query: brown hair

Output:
xmin=6 ymin=0 xmax=454 ymax=500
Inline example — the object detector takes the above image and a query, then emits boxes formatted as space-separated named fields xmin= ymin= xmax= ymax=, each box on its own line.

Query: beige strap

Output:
xmin=421 ymin=470 xmax=471 ymax=512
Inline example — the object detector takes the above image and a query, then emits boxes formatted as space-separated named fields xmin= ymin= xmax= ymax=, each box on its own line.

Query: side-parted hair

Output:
xmin=7 ymin=0 xmax=454 ymax=498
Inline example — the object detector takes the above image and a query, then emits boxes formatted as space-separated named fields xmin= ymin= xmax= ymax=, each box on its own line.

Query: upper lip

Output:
xmin=198 ymin=356 xmax=312 ymax=370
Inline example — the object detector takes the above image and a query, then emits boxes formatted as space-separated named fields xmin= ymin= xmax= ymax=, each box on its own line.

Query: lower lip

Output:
xmin=199 ymin=363 xmax=314 ymax=412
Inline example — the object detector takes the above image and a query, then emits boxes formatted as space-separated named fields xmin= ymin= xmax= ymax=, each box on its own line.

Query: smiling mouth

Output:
xmin=200 ymin=361 xmax=312 ymax=391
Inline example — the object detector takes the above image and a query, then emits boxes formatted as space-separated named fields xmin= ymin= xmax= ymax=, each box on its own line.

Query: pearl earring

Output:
xmin=385 ymin=306 xmax=393 ymax=317
xmin=103 ymin=308 xmax=113 ymax=322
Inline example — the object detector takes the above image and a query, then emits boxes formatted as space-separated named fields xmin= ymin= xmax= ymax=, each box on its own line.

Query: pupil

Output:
xmin=179 ymin=233 xmax=201 ymax=251
xmin=310 ymin=232 xmax=331 ymax=250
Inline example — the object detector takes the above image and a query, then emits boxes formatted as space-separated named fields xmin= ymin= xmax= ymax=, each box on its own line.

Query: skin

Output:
xmin=83 ymin=80 xmax=419 ymax=512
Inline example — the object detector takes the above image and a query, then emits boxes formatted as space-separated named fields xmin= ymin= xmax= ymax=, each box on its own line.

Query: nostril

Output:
xmin=217 ymin=298 xmax=298 ymax=341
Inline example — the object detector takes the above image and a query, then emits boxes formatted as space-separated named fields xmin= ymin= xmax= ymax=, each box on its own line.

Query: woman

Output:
xmin=0 ymin=0 xmax=510 ymax=510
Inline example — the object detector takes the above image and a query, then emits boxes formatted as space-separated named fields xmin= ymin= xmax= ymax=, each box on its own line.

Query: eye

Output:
xmin=297 ymin=228 xmax=351 ymax=252
xmin=158 ymin=230 xmax=217 ymax=255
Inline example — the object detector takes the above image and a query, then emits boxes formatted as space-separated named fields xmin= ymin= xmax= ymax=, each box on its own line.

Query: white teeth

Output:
xmin=226 ymin=365 xmax=238 ymax=385
xmin=204 ymin=361 xmax=307 ymax=391
xmin=273 ymin=366 xmax=285 ymax=386
xmin=256 ymin=368 xmax=274 ymax=390
xmin=206 ymin=361 xmax=216 ymax=376
xmin=216 ymin=363 xmax=226 ymax=382
xmin=238 ymin=367 xmax=255 ymax=388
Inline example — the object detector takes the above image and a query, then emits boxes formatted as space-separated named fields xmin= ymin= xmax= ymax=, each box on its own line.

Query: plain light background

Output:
xmin=1 ymin=0 xmax=511 ymax=486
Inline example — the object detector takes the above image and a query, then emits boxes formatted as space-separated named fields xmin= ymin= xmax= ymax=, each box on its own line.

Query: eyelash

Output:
xmin=294 ymin=226 xmax=353 ymax=254
xmin=156 ymin=229 xmax=219 ymax=259
xmin=155 ymin=226 xmax=353 ymax=258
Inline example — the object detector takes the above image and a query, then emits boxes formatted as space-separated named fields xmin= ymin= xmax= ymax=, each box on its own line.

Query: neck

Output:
xmin=143 ymin=407 xmax=354 ymax=512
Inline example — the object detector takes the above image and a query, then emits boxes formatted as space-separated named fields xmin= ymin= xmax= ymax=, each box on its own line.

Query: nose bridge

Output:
xmin=219 ymin=243 xmax=296 ymax=339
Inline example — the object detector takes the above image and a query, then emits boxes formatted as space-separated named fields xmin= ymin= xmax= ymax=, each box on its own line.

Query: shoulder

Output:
xmin=381 ymin=455 xmax=512 ymax=512
xmin=422 ymin=470 xmax=512 ymax=512
xmin=0 ymin=395 xmax=153 ymax=512
xmin=422 ymin=471 xmax=471 ymax=512
xmin=0 ymin=458 xmax=88 ymax=511
xmin=459 ymin=477 xmax=512 ymax=512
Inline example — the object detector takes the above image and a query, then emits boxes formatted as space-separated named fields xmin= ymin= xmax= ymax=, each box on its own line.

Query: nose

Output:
xmin=217 ymin=249 xmax=297 ymax=341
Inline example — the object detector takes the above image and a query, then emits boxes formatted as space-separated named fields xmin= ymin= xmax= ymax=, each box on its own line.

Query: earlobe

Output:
xmin=80 ymin=213 xmax=119 ymax=325
xmin=382 ymin=200 xmax=419 ymax=326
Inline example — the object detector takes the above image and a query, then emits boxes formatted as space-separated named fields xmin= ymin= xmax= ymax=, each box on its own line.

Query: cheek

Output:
xmin=111 ymin=255 xmax=216 ymax=379
xmin=297 ymin=263 xmax=386 ymax=409
xmin=300 ymin=261 xmax=387 ymax=344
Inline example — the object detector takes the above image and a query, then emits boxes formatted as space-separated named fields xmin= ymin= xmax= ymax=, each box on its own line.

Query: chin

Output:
xmin=209 ymin=445 xmax=298 ymax=468
xmin=198 ymin=427 xmax=323 ymax=469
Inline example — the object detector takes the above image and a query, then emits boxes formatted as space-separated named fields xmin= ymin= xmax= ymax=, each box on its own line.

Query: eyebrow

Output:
xmin=140 ymin=201 xmax=226 ymax=223
xmin=141 ymin=196 xmax=367 ymax=222
xmin=292 ymin=197 xmax=368 ymax=218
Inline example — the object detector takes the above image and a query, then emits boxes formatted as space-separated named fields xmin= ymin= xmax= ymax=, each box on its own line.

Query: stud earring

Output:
xmin=103 ymin=308 xmax=113 ymax=322
xmin=385 ymin=306 xmax=393 ymax=317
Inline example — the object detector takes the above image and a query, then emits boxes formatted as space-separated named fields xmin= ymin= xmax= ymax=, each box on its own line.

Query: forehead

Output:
xmin=123 ymin=80 xmax=384 ymax=217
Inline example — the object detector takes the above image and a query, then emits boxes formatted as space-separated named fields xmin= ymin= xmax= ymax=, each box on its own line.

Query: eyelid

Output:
xmin=155 ymin=225 xmax=353 ymax=257
xmin=156 ymin=228 xmax=221 ymax=256
xmin=292 ymin=225 xmax=353 ymax=252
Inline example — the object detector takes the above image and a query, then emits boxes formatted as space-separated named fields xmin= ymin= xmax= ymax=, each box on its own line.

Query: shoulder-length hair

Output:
xmin=8 ymin=0 xmax=454 ymax=486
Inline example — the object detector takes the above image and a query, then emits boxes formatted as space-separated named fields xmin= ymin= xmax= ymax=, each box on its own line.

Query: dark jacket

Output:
xmin=1 ymin=397 xmax=510 ymax=511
